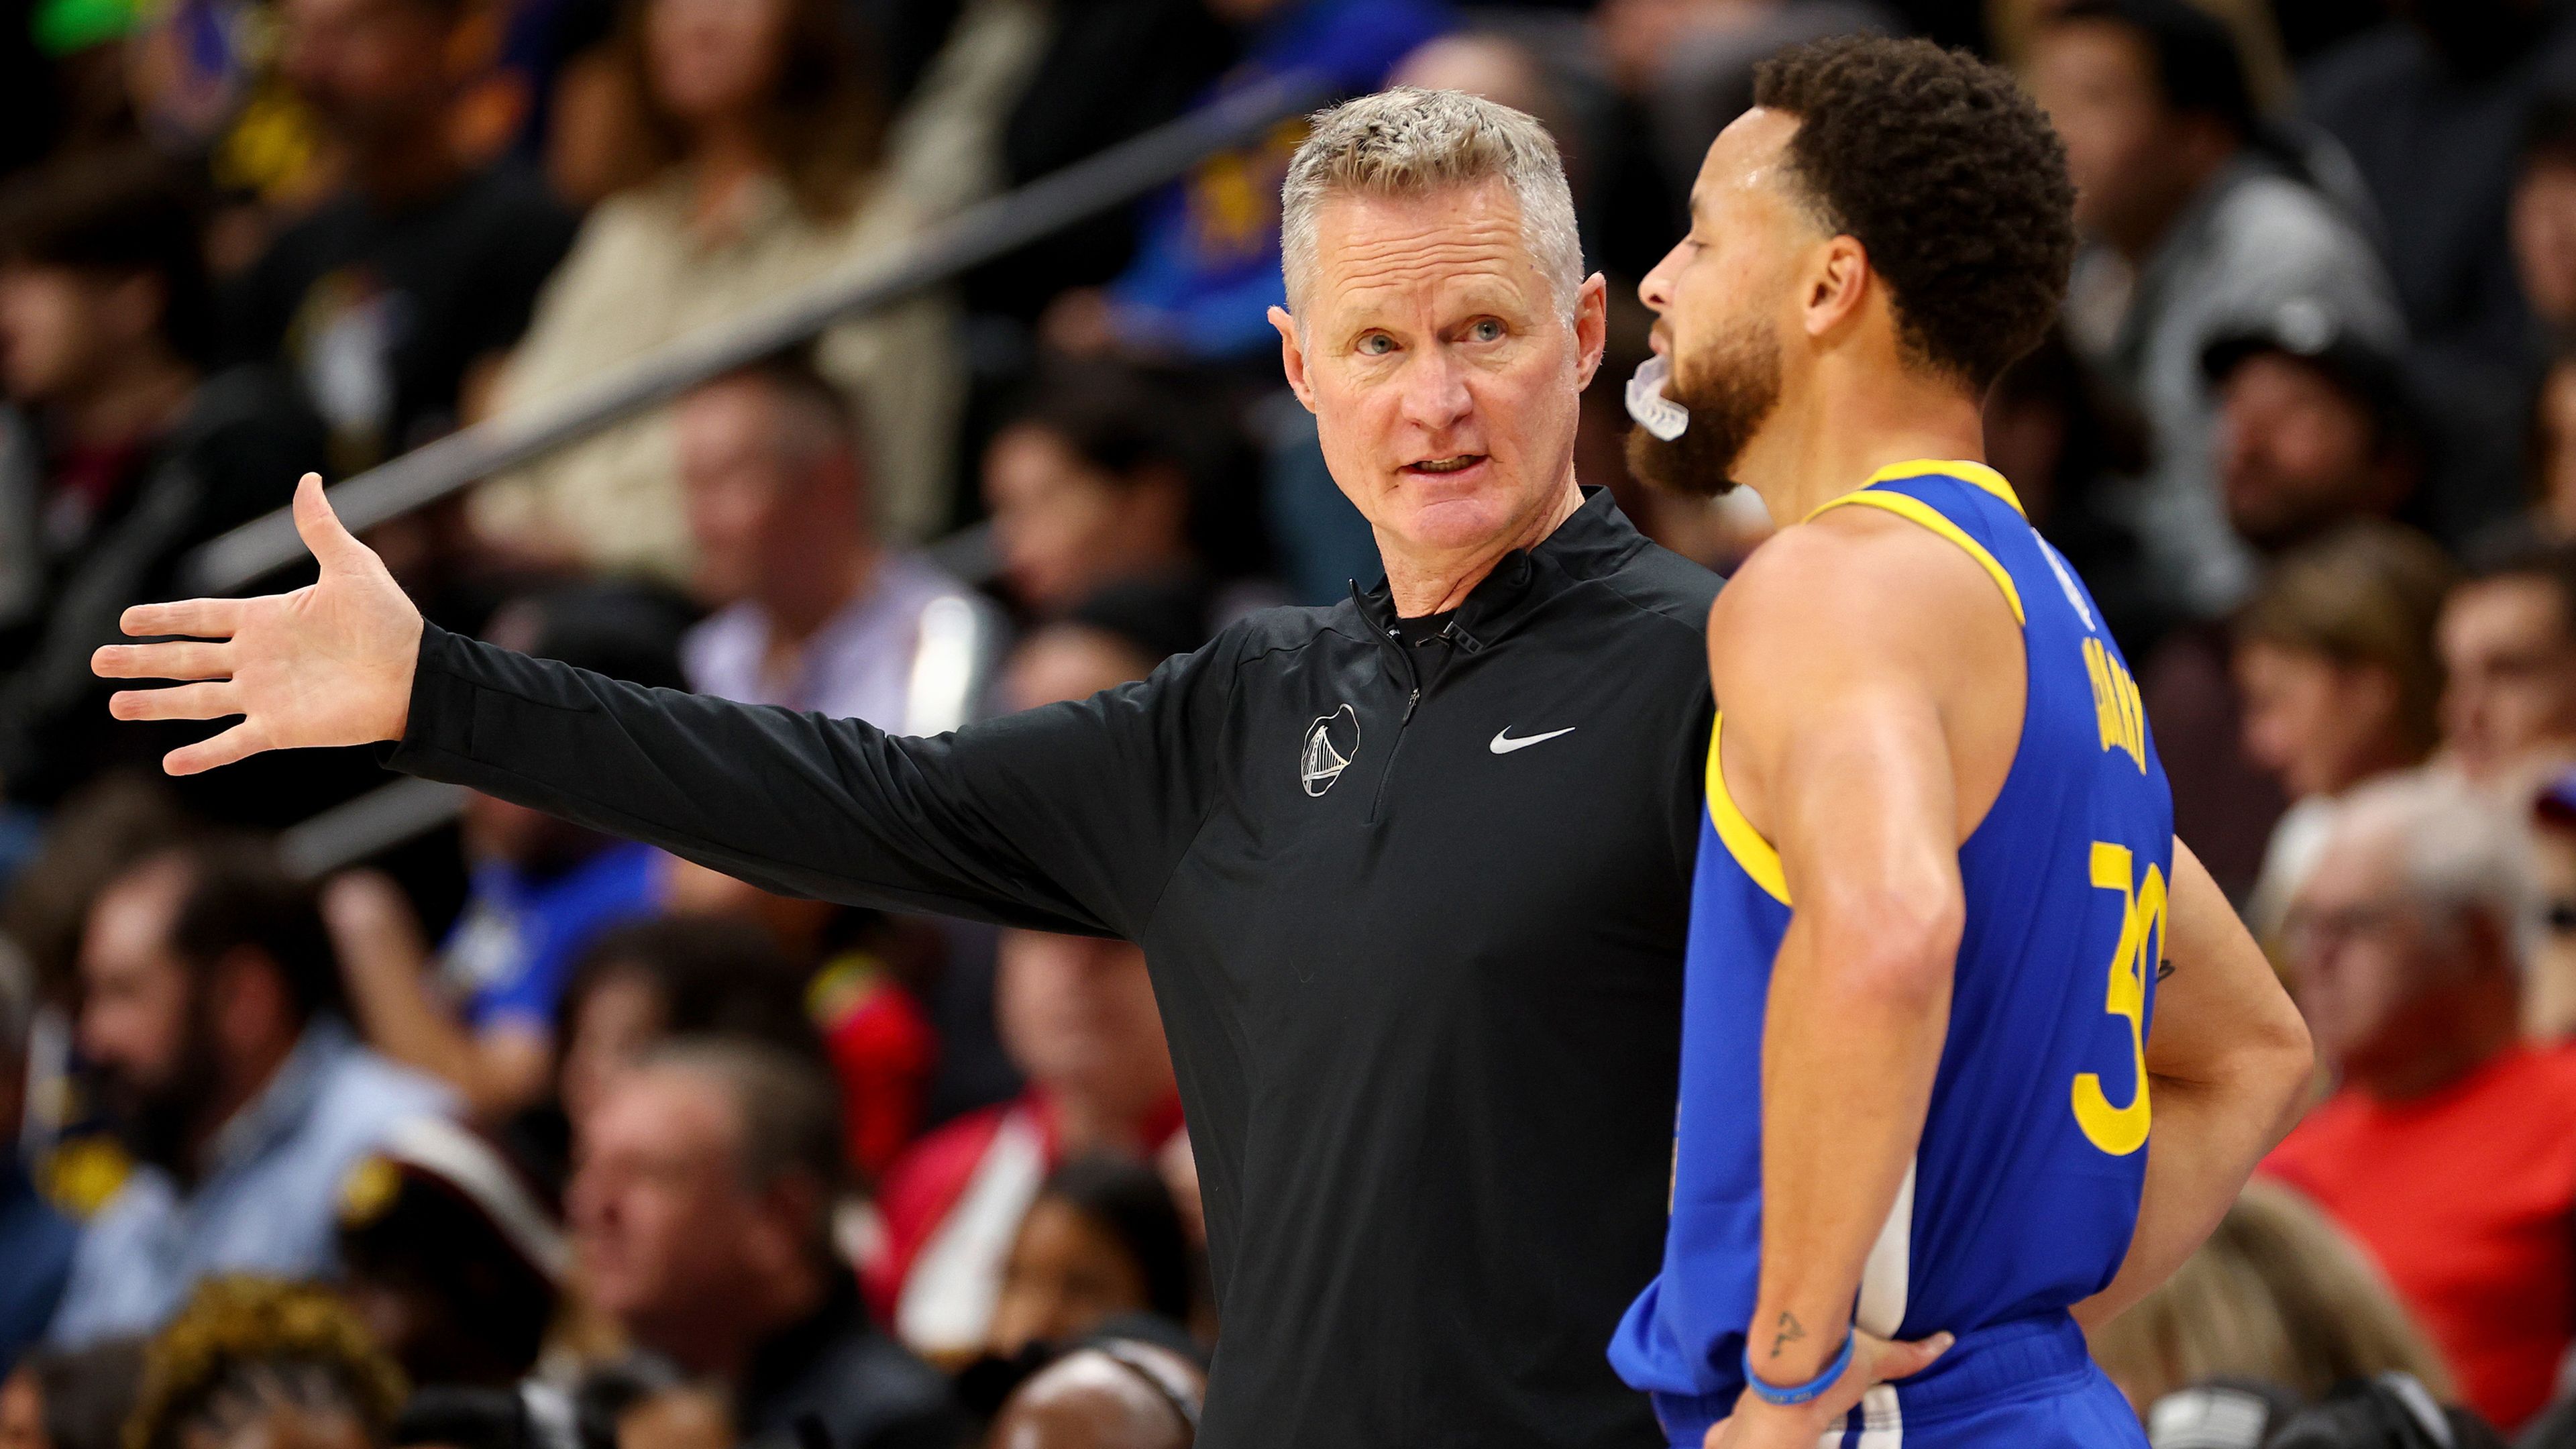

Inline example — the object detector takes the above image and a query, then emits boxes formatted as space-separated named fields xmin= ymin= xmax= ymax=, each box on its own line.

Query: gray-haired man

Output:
xmin=99 ymin=90 xmax=1719 ymax=1445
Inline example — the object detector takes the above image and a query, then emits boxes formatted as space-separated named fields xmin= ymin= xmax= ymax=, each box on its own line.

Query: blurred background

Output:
xmin=3 ymin=0 xmax=2576 ymax=1446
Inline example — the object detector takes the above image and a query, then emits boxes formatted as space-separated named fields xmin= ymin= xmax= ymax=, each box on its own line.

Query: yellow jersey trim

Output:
xmin=1807 ymin=490 xmax=2027 ymax=627
xmin=1862 ymin=458 xmax=2025 ymax=515
xmin=1705 ymin=712 xmax=1792 ymax=906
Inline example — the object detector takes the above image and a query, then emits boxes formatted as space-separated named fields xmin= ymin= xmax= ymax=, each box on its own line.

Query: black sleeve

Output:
xmin=383 ymin=623 xmax=1236 ymax=938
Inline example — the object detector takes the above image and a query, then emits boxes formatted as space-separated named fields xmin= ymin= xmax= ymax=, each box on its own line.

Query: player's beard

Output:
xmin=1625 ymin=317 xmax=1783 ymax=498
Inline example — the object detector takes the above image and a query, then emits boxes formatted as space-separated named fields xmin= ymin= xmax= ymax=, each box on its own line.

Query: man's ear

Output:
xmin=1800 ymin=235 xmax=1872 ymax=342
xmin=1271 ymin=306 xmax=1316 ymax=413
xmin=1570 ymin=274 xmax=1611 ymax=390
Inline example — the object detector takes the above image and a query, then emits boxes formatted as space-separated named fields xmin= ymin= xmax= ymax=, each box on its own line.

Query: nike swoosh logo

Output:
xmin=1489 ymin=727 xmax=1577 ymax=755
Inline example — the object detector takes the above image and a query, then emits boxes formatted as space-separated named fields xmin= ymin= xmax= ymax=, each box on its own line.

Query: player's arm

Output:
xmin=1705 ymin=517 xmax=1994 ymax=1444
xmin=2072 ymin=839 xmax=2312 ymax=1330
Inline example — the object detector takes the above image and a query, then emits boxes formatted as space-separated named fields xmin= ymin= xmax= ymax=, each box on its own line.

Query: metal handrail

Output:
xmin=187 ymin=69 xmax=1329 ymax=594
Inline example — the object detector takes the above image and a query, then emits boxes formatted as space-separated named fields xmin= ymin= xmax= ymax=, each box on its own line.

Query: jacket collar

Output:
xmin=1349 ymin=486 xmax=1648 ymax=654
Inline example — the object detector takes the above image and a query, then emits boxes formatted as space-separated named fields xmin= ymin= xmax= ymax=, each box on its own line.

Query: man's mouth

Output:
xmin=1404 ymin=454 xmax=1486 ymax=476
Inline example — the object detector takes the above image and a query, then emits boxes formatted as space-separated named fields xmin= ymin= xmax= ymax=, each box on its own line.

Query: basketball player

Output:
xmin=1607 ymin=37 xmax=2314 ymax=1449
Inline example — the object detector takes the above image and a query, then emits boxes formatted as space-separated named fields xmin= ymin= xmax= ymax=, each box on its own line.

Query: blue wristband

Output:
xmin=1741 ymin=1328 xmax=1856 ymax=1407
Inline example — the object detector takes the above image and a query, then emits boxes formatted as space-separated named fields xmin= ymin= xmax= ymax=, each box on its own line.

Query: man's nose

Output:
xmin=1639 ymin=245 xmax=1683 ymax=314
xmin=1397 ymin=348 xmax=1474 ymax=433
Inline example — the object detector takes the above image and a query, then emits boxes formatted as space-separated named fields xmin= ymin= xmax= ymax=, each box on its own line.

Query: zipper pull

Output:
xmin=1403 ymin=687 xmax=1420 ymax=723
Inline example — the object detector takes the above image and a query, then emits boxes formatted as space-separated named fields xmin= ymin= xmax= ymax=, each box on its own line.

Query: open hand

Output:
xmin=93 ymin=473 xmax=424 ymax=775
xmin=1704 ymin=1329 xmax=1953 ymax=1449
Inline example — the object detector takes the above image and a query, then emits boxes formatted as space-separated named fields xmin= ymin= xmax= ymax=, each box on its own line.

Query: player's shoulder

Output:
xmin=1719 ymin=499 xmax=2000 ymax=627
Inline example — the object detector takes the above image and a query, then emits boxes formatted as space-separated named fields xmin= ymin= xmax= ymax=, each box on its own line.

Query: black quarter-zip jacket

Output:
xmin=386 ymin=488 xmax=1720 ymax=1447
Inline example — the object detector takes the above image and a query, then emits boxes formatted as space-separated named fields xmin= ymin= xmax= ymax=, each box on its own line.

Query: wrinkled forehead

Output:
xmin=1299 ymin=178 xmax=1550 ymax=325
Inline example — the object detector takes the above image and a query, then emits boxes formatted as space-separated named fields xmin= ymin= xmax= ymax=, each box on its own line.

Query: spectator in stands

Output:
xmin=2526 ymin=771 xmax=2576 ymax=1040
xmin=2234 ymin=525 xmax=2455 ymax=934
xmin=2143 ymin=309 xmax=2429 ymax=902
xmin=2263 ymin=771 xmax=2576 ymax=1433
xmin=2532 ymin=352 xmax=2576 ymax=539
xmin=982 ymin=364 xmax=1238 ymax=640
xmin=0 ymin=944 xmax=72 ymax=1374
xmin=331 ymin=1117 xmax=566 ymax=1390
xmin=49 ymin=839 xmax=451 ymax=1346
xmin=322 ymin=585 xmax=686 ymax=1120
xmin=0 ymin=1339 xmax=146 ymax=1449
xmin=552 ymin=917 xmax=821 ymax=1135
xmin=870 ymin=914 xmax=1183 ymax=1361
xmin=226 ymin=0 xmax=576 ymax=474
xmin=474 ymin=0 xmax=961 ymax=578
xmin=2516 ymin=97 xmax=2576 ymax=353
xmin=2438 ymin=539 xmax=2576 ymax=782
xmin=567 ymin=1040 xmax=958 ymax=1449
xmin=983 ymin=1341 xmax=1204 ymax=1449
xmin=2090 ymin=1179 xmax=2452 ymax=1427
xmin=124 ymin=1279 xmax=403 ymax=1449
xmin=986 ymin=1158 xmax=1195 ymax=1360
xmin=2206 ymin=314 xmax=2429 ymax=557
xmin=546 ymin=912 xmax=930 ymax=1189
xmin=0 ymin=152 xmax=326 ymax=810
xmin=678 ymin=352 xmax=1000 ymax=737
xmin=2030 ymin=0 xmax=2402 ymax=620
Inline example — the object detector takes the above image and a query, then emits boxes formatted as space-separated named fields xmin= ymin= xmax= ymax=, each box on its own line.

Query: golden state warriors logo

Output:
xmin=1300 ymin=704 xmax=1360 ymax=796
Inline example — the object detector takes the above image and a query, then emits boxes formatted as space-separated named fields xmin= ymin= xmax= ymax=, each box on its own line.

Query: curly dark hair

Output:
xmin=1753 ymin=36 xmax=2077 ymax=390
xmin=127 ymin=1278 xmax=407 ymax=1449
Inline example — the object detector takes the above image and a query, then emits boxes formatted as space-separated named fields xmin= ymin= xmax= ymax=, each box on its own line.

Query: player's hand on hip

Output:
xmin=93 ymin=473 xmax=424 ymax=775
xmin=1703 ymin=1328 xmax=1954 ymax=1449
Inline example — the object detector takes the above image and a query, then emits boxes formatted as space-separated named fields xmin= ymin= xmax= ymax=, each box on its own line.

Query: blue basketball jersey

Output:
xmin=1611 ymin=460 xmax=2174 ymax=1431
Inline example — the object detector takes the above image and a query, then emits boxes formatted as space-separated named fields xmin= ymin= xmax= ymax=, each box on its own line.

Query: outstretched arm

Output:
xmin=2073 ymin=839 xmax=2312 ymax=1330
xmin=95 ymin=476 xmax=1226 ymax=938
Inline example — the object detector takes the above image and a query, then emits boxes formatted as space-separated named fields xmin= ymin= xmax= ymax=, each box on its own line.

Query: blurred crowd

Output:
xmin=7 ymin=0 xmax=2576 ymax=1446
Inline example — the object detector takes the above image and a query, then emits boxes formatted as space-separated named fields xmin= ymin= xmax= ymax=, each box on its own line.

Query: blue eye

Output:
xmin=1468 ymin=319 xmax=1504 ymax=342
xmin=1358 ymin=333 xmax=1395 ymax=356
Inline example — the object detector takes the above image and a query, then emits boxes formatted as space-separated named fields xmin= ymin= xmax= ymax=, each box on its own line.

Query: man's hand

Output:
xmin=1705 ymin=1329 xmax=1953 ymax=1449
xmin=93 ymin=473 xmax=423 ymax=774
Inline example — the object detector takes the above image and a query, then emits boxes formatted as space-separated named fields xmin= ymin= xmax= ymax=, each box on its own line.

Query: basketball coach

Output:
xmin=99 ymin=90 xmax=1719 ymax=1447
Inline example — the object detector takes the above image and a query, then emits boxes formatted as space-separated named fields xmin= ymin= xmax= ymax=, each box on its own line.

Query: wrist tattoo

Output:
xmin=1768 ymin=1311 xmax=1805 ymax=1360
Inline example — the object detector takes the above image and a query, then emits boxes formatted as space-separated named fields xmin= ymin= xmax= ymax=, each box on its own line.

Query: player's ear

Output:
xmin=1801 ymin=235 xmax=1872 ymax=341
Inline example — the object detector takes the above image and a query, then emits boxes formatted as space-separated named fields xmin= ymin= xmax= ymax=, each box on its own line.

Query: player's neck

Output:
xmin=1740 ymin=367 xmax=1988 ymax=526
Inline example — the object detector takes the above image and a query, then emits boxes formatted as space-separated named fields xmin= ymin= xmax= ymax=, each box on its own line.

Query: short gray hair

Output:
xmin=1280 ymin=87 xmax=1584 ymax=325
xmin=2329 ymin=771 xmax=2535 ymax=967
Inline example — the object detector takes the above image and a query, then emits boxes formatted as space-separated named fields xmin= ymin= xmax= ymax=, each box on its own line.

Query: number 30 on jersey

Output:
xmin=2073 ymin=841 xmax=2163 ymax=1157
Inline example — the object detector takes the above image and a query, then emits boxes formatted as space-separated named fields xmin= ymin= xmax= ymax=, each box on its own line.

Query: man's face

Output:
xmin=2216 ymin=353 xmax=2390 ymax=551
xmin=2234 ymin=640 xmax=2401 ymax=802
xmin=982 ymin=425 xmax=1175 ymax=613
xmin=567 ymin=1069 xmax=757 ymax=1338
xmin=646 ymin=0 xmax=788 ymax=126
xmin=1632 ymin=108 xmax=1808 ymax=495
xmin=278 ymin=0 xmax=453 ymax=145
xmin=2029 ymin=20 xmax=2183 ymax=247
xmin=78 ymin=859 xmax=210 ymax=1168
xmin=2283 ymin=826 xmax=2449 ymax=1075
xmin=2440 ymin=576 xmax=2576 ymax=779
xmin=678 ymin=378 xmax=808 ymax=608
xmin=0 ymin=265 xmax=122 ymax=405
xmin=0 ymin=1369 xmax=42 ymax=1449
xmin=1273 ymin=178 xmax=1603 ymax=561
xmin=2514 ymin=158 xmax=2576 ymax=335
xmin=996 ymin=931 xmax=1173 ymax=1119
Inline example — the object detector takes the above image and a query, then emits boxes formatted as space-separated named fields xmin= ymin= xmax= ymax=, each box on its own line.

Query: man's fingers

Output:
xmin=290 ymin=472 xmax=368 ymax=572
xmin=109 ymin=683 xmax=237 ymax=722
xmin=1869 ymin=1330 xmax=1955 ymax=1385
xmin=95 ymin=641 xmax=230 ymax=682
xmin=163 ymin=721 xmax=265 ymax=776
xmin=119 ymin=597 xmax=243 ymax=639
